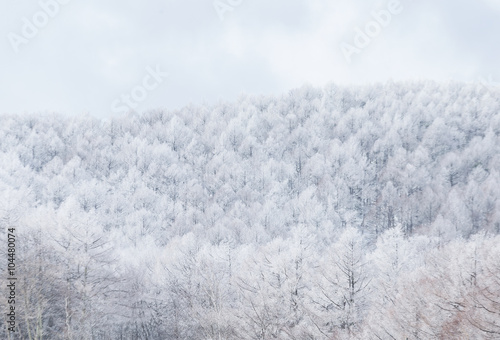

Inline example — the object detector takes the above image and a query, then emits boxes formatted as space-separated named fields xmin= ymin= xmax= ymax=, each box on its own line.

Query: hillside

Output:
xmin=1 ymin=81 xmax=500 ymax=339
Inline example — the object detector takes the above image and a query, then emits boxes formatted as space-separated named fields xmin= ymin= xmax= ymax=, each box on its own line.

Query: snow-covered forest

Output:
xmin=1 ymin=81 xmax=500 ymax=339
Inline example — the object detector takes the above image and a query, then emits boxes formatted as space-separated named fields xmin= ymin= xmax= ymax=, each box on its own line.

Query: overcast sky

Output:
xmin=1 ymin=0 xmax=499 ymax=118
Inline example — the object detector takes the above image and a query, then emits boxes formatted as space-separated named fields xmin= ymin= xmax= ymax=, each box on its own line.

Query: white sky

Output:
xmin=1 ymin=0 xmax=499 ymax=118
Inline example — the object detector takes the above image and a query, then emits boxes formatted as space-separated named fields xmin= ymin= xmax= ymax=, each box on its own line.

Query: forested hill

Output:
xmin=1 ymin=81 xmax=500 ymax=339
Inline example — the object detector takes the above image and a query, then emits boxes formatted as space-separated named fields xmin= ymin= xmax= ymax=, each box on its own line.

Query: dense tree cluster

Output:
xmin=0 ymin=81 xmax=499 ymax=339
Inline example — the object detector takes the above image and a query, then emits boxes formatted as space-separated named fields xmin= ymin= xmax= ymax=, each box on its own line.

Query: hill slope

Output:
xmin=1 ymin=81 xmax=499 ymax=338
